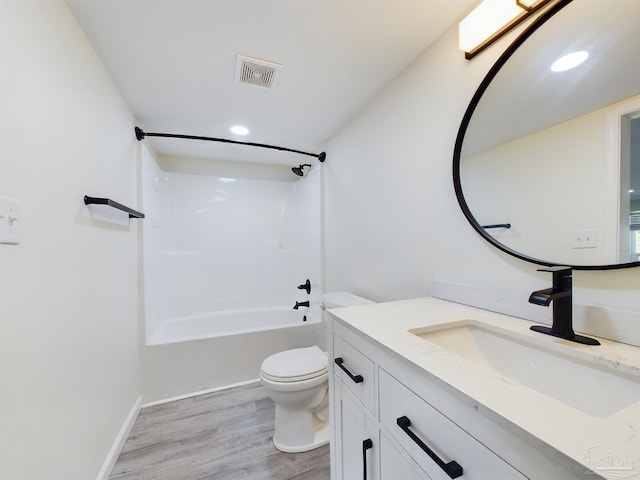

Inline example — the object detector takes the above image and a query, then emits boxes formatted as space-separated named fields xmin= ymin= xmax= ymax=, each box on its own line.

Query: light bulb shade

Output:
xmin=230 ymin=125 xmax=249 ymax=136
xmin=550 ymin=51 xmax=589 ymax=72
xmin=459 ymin=0 xmax=527 ymax=55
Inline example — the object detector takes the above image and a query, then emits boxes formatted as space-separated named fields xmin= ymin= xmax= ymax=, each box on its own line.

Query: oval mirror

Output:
xmin=453 ymin=0 xmax=640 ymax=270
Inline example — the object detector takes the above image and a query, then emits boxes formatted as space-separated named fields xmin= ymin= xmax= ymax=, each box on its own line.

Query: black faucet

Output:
xmin=529 ymin=266 xmax=600 ymax=345
xmin=293 ymin=300 xmax=310 ymax=310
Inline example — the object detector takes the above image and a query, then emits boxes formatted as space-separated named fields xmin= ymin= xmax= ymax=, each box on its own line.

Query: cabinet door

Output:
xmin=333 ymin=380 xmax=378 ymax=480
xmin=380 ymin=433 xmax=431 ymax=479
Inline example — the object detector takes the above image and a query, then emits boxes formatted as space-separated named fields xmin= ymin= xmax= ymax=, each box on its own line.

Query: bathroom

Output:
xmin=1 ymin=1 xmax=639 ymax=479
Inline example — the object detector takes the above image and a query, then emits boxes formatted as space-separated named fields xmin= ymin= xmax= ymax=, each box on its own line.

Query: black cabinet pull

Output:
xmin=397 ymin=416 xmax=463 ymax=479
xmin=334 ymin=357 xmax=364 ymax=383
xmin=362 ymin=438 xmax=373 ymax=480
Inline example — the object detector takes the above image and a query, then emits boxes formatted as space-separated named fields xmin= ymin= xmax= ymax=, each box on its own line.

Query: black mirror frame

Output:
xmin=452 ymin=0 xmax=640 ymax=271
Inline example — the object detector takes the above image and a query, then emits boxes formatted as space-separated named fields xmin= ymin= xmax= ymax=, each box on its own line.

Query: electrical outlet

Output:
xmin=0 ymin=196 xmax=21 ymax=244
xmin=572 ymin=229 xmax=597 ymax=249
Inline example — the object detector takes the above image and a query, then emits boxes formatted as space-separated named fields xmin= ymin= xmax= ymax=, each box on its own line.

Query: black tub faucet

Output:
xmin=293 ymin=300 xmax=310 ymax=310
xmin=529 ymin=266 xmax=600 ymax=345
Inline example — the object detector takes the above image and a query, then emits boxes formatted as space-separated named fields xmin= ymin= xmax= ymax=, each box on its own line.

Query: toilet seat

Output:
xmin=260 ymin=346 xmax=328 ymax=383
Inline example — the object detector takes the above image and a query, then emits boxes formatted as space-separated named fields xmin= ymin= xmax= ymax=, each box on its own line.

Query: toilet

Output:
xmin=260 ymin=292 xmax=374 ymax=453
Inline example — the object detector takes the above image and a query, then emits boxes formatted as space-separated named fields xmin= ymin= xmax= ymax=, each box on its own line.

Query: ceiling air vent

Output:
xmin=236 ymin=55 xmax=282 ymax=90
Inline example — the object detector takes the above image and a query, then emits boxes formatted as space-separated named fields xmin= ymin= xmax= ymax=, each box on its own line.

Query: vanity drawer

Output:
xmin=379 ymin=369 xmax=526 ymax=480
xmin=333 ymin=334 xmax=376 ymax=413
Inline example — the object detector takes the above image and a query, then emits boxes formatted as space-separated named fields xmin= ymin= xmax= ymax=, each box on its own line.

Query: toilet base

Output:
xmin=271 ymin=402 xmax=330 ymax=453
xmin=273 ymin=422 xmax=330 ymax=453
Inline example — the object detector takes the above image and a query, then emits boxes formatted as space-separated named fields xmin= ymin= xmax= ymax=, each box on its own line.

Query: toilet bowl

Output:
xmin=260 ymin=345 xmax=329 ymax=453
xmin=260 ymin=292 xmax=374 ymax=453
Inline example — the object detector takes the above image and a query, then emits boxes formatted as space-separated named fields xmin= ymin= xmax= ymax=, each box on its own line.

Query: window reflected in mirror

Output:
xmin=625 ymin=115 xmax=640 ymax=262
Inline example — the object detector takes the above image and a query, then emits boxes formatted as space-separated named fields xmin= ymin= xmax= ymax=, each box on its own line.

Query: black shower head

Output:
xmin=291 ymin=164 xmax=312 ymax=177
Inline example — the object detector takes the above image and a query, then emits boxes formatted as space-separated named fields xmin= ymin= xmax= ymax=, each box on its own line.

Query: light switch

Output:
xmin=572 ymin=229 xmax=597 ymax=249
xmin=0 ymin=196 xmax=21 ymax=244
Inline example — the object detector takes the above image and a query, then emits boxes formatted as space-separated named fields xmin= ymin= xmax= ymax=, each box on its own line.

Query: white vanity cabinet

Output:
xmin=332 ymin=330 xmax=429 ymax=480
xmin=330 ymin=319 xmax=555 ymax=480
xmin=328 ymin=298 xmax=634 ymax=480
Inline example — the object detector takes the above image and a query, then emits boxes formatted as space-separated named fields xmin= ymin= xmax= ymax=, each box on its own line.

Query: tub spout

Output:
xmin=293 ymin=301 xmax=310 ymax=310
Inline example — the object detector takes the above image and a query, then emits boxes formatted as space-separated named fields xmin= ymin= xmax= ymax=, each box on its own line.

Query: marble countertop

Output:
xmin=328 ymin=297 xmax=640 ymax=480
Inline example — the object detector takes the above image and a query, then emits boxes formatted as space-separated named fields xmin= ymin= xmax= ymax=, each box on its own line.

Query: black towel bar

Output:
xmin=482 ymin=223 xmax=511 ymax=229
xmin=84 ymin=195 xmax=145 ymax=219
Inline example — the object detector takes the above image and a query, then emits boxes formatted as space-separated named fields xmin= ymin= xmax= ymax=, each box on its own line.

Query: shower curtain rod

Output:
xmin=135 ymin=127 xmax=326 ymax=162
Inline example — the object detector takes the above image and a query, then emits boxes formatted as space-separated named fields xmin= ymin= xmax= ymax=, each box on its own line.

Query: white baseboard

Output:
xmin=96 ymin=396 xmax=142 ymax=480
xmin=141 ymin=378 xmax=261 ymax=408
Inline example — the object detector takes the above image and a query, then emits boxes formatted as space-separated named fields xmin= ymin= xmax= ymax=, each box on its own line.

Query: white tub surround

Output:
xmin=138 ymin=147 xmax=325 ymax=401
xmin=140 ymin=147 xmax=322 ymax=344
xmin=328 ymin=297 xmax=640 ymax=480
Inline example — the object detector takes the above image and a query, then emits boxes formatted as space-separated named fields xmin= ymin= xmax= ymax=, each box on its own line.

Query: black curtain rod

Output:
xmin=135 ymin=127 xmax=326 ymax=162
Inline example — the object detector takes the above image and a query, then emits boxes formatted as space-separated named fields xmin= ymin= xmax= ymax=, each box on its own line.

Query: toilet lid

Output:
xmin=261 ymin=345 xmax=328 ymax=382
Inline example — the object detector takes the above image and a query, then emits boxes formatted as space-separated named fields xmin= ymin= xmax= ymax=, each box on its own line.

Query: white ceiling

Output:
xmin=65 ymin=0 xmax=478 ymax=166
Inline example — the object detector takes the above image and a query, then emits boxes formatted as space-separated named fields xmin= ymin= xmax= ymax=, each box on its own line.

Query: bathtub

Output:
xmin=146 ymin=306 xmax=320 ymax=346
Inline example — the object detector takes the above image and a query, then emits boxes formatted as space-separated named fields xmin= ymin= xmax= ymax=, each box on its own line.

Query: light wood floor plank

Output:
xmin=109 ymin=383 xmax=330 ymax=480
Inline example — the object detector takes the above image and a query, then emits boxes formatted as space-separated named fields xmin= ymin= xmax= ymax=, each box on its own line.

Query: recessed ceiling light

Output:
xmin=551 ymin=51 xmax=589 ymax=72
xmin=630 ymin=189 xmax=635 ymax=193
xmin=230 ymin=125 xmax=249 ymax=136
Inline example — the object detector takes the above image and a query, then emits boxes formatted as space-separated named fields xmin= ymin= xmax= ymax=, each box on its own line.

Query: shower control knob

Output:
xmin=297 ymin=279 xmax=311 ymax=295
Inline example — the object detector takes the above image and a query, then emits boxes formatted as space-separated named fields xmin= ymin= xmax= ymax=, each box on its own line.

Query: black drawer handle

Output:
xmin=362 ymin=438 xmax=373 ymax=480
xmin=397 ymin=416 xmax=463 ymax=479
xmin=334 ymin=357 xmax=364 ymax=383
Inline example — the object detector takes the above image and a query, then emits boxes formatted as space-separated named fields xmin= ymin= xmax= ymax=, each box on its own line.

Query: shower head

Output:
xmin=292 ymin=164 xmax=312 ymax=177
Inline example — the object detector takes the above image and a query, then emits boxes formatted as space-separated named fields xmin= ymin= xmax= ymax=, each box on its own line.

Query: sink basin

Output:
xmin=410 ymin=320 xmax=640 ymax=417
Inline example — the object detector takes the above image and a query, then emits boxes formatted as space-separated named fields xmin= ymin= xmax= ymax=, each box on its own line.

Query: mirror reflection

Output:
xmin=459 ymin=0 xmax=640 ymax=267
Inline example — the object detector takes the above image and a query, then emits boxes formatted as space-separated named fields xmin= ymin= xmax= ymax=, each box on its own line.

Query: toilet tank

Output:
xmin=322 ymin=292 xmax=374 ymax=309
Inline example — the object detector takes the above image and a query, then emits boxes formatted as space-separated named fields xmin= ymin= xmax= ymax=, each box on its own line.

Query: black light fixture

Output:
xmin=459 ymin=0 xmax=554 ymax=59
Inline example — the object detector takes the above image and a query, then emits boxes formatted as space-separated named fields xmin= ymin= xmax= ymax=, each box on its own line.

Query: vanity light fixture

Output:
xmin=230 ymin=125 xmax=249 ymax=136
xmin=517 ymin=0 xmax=546 ymax=9
xmin=550 ymin=50 xmax=589 ymax=72
xmin=459 ymin=0 xmax=552 ymax=59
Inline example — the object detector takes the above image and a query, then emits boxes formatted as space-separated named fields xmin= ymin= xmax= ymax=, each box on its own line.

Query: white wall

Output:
xmin=0 ymin=2 xmax=141 ymax=479
xmin=323 ymin=18 xmax=640 ymax=330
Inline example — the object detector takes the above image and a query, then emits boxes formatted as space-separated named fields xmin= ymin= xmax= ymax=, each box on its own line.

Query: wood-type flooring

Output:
xmin=109 ymin=382 xmax=330 ymax=480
